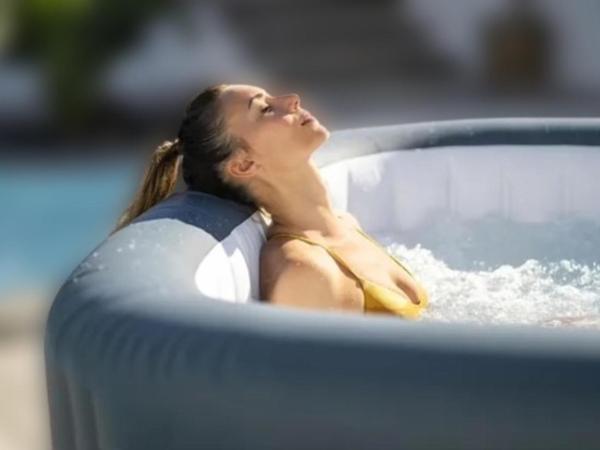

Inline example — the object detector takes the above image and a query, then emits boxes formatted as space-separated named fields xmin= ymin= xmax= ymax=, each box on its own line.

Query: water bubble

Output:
xmin=380 ymin=219 xmax=600 ymax=329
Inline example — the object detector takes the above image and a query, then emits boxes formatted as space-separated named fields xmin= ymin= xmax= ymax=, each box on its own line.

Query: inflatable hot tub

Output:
xmin=45 ymin=118 xmax=600 ymax=450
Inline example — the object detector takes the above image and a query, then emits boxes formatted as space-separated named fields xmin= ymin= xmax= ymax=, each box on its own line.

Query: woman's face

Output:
xmin=219 ymin=84 xmax=330 ymax=179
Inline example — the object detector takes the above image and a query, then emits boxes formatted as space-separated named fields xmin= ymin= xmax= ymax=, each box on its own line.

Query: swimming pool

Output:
xmin=0 ymin=157 xmax=139 ymax=297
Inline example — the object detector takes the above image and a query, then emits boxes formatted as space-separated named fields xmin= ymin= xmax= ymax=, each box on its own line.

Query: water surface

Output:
xmin=378 ymin=215 xmax=600 ymax=329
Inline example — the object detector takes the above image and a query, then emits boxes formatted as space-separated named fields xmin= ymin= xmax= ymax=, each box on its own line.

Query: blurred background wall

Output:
xmin=0 ymin=1 xmax=599 ymax=448
xmin=0 ymin=0 xmax=599 ymax=314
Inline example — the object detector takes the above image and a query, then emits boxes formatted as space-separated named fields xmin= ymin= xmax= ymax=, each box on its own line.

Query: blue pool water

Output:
xmin=0 ymin=157 xmax=140 ymax=296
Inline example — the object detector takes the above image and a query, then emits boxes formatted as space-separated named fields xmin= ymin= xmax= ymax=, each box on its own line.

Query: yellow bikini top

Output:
xmin=268 ymin=226 xmax=429 ymax=318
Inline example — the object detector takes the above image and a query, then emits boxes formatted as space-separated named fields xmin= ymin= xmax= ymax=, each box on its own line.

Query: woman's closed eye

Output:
xmin=262 ymin=105 xmax=274 ymax=114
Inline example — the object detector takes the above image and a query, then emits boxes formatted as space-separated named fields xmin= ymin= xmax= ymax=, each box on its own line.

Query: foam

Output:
xmin=377 ymin=216 xmax=600 ymax=329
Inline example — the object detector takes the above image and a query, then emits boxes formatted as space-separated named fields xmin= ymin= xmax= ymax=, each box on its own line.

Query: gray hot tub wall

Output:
xmin=45 ymin=118 xmax=600 ymax=450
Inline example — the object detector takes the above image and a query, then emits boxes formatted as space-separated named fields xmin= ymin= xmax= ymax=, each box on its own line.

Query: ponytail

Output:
xmin=110 ymin=139 xmax=182 ymax=235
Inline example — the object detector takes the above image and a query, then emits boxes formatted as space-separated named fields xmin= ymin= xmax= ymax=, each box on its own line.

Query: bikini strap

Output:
xmin=267 ymin=232 xmax=364 ymax=283
xmin=354 ymin=227 xmax=415 ymax=278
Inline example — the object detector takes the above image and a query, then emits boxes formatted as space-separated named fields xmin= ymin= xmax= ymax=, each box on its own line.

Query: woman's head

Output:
xmin=111 ymin=83 xmax=329 ymax=234
xmin=219 ymin=84 xmax=329 ymax=177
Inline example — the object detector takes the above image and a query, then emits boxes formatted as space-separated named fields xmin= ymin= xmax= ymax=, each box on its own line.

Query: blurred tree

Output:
xmin=13 ymin=0 xmax=171 ymax=133
xmin=0 ymin=0 xmax=16 ymax=55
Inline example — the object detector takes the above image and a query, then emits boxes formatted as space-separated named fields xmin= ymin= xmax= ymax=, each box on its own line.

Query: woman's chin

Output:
xmin=309 ymin=120 xmax=329 ymax=137
xmin=309 ymin=129 xmax=330 ymax=152
xmin=318 ymin=125 xmax=331 ymax=141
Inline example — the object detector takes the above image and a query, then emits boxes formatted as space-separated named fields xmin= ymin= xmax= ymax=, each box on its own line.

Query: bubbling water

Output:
xmin=377 ymin=216 xmax=600 ymax=329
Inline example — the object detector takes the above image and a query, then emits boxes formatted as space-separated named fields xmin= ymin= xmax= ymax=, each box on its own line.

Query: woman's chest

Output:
xmin=323 ymin=238 xmax=422 ymax=308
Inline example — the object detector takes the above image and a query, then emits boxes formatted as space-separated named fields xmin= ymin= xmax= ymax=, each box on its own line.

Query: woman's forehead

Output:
xmin=221 ymin=85 xmax=267 ymax=124
xmin=223 ymin=85 xmax=266 ymax=105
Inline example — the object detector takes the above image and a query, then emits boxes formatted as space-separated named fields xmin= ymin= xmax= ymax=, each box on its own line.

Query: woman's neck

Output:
xmin=258 ymin=160 xmax=344 ymax=237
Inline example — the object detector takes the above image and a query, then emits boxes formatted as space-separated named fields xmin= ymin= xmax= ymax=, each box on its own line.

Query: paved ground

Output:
xmin=0 ymin=294 xmax=51 ymax=450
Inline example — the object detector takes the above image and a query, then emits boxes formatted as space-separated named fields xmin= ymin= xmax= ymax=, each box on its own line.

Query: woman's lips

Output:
xmin=300 ymin=112 xmax=314 ymax=126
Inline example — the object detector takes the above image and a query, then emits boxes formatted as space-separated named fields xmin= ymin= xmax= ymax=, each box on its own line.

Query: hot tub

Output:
xmin=45 ymin=118 xmax=600 ymax=450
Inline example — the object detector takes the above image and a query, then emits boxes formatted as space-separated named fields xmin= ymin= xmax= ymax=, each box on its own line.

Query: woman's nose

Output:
xmin=283 ymin=94 xmax=300 ymax=111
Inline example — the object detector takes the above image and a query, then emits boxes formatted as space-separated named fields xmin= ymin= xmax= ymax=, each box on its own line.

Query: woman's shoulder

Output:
xmin=259 ymin=233 xmax=342 ymax=309
xmin=261 ymin=230 xmax=329 ymax=270
xmin=261 ymin=209 xmax=361 ymax=264
xmin=260 ymin=220 xmax=343 ymax=283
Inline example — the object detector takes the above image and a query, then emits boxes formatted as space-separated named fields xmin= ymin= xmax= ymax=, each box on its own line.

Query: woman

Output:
xmin=113 ymin=83 xmax=429 ymax=318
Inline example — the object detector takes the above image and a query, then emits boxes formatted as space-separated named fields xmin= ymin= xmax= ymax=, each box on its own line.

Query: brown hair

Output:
xmin=111 ymin=83 xmax=267 ymax=235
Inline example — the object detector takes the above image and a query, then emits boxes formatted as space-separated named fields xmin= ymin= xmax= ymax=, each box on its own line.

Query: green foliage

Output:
xmin=13 ymin=0 xmax=171 ymax=130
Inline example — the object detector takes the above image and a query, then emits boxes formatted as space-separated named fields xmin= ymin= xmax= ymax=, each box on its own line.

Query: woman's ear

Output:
xmin=225 ymin=149 xmax=258 ymax=179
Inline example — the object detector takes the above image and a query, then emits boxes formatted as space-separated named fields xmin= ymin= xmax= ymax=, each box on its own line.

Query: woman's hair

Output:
xmin=111 ymin=83 xmax=269 ymax=235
